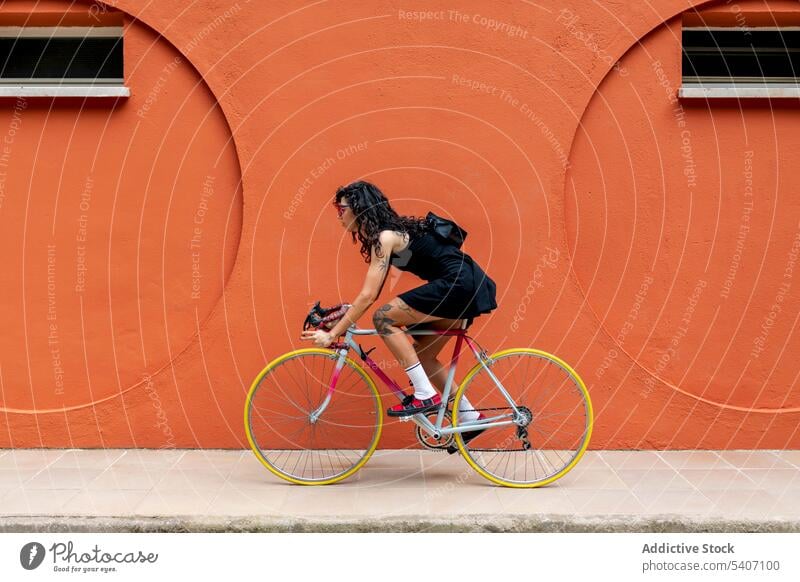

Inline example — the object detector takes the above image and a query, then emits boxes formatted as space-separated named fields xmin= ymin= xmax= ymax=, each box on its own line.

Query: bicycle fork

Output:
xmin=308 ymin=348 xmax=349 ymax=423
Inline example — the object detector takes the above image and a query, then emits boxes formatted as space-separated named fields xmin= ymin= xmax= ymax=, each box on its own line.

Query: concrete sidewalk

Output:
xmin=1 ymin=449 xmax=798 ymax=532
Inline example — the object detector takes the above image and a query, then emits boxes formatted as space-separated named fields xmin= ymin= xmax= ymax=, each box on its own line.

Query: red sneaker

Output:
xmin=387 ymin=393 xmax=442 ymax=417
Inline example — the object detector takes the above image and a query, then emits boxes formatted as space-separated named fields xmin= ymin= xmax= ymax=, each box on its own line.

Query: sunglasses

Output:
xmin=333 ymin=202 xmax=350 ymax=218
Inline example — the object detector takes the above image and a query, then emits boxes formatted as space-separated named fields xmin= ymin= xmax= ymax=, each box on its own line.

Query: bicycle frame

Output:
xmin=310 ymin=321 xmax=523 ymax=439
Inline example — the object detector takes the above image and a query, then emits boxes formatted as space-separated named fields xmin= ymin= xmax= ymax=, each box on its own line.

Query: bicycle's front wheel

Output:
xmin=244 ymin=348 xmax=383 ymax=485
xmin=452 ymin=348 xmax=593 ymax=488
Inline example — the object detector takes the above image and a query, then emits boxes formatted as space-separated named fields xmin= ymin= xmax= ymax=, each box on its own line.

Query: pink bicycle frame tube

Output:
xmin=327 ymin=328 xmax=477 ymax=400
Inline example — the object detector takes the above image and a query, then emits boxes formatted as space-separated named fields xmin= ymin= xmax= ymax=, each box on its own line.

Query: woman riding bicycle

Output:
xmin=300 ymin=180 xmax=497 ymax=422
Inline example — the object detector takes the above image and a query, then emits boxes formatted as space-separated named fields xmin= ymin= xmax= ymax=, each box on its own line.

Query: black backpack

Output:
xmin=426 ymin=211 xmax=468 ymax=248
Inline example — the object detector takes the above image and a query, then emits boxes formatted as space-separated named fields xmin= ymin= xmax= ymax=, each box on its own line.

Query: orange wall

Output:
xmin=0 ymin=0 xmax=797 ymax=449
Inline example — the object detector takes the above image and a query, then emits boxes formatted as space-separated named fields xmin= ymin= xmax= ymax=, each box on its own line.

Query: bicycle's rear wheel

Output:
xmin=244 ymin=348 xmax=382 ymax=485
xmin=452 ymin=348 xmax=593 ymax=488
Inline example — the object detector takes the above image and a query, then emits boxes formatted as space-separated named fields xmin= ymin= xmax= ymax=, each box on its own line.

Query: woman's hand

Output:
xmin=300 ymin=329 xmax=334 ymax=348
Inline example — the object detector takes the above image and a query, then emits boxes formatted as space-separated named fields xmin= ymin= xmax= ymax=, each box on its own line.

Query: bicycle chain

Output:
xmin=445 ymin=406 xmax=533 ymax=452
xmin=411 ymin=405 xmax=527 ymax=452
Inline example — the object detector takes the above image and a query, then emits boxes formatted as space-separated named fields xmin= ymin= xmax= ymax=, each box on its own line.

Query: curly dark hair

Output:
xmin=335 ymin=181 xmax=431 ymax=263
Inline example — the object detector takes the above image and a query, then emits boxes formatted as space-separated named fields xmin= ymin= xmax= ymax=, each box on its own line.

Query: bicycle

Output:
xmin=244 ymin=302 xmax=593 ymax=487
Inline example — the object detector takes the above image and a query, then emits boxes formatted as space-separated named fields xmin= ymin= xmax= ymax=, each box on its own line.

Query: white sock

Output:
xmin=405 ymin=362 xmax=438 ymax=400
xmin=458 ymin=395 xmax=480 ymax=423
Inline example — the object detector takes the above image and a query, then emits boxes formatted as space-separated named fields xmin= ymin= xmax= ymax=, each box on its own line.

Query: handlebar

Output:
xmin=303 ymin=301 xmax=354 ymax=351
xmin=302 ymin=301 xmax=352 ymax=332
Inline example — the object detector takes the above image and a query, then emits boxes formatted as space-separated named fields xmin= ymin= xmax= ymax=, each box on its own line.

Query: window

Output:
xmin=680 ymin=27 xmax=800 ymax=98
xmin=0 ymin=26 xmax=128 ymax=97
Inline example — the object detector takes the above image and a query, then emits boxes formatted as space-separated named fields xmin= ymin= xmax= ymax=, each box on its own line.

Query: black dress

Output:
xmin=388 ymin=230 xmax=497 ymax=324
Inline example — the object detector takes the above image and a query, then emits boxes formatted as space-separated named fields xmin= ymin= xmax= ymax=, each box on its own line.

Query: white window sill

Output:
xmin=679 ymin=84 xmax=800 ymax=99
xmin=0 ymin=85 xmax=129 ymax=97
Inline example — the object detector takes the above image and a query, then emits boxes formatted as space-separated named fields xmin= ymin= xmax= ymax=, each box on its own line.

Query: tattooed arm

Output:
xmin=327 ymin=231 xmax=395 ymax=337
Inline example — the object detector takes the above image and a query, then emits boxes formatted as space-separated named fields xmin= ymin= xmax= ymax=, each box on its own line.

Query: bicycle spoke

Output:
xmin=262 ymin=376 xmax=304 ymax=415
xmin=283 ymin=359 xmax=314 ymax=411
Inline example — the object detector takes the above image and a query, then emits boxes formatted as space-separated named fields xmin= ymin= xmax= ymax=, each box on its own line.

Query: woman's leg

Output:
xmin=409 ymin=318 xmax=465 ymax=394
xmin=372 ymin=298 xmax=455 ymax=411
xmin=412 ymin=319 xmax=480 ymax=422
xmin=372 ymin=299 xmax=480 ymax=417
xmin=371 ymin=298 xmax=445 ymax=368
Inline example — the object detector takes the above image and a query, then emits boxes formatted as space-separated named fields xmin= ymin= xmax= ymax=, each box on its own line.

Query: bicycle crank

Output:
xmin=415 ymin=410 xmax=454 ymax=451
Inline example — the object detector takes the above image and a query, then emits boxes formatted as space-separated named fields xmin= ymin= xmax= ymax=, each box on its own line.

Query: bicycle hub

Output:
xmin=513 ymin=406 xmax=533 ymax=427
